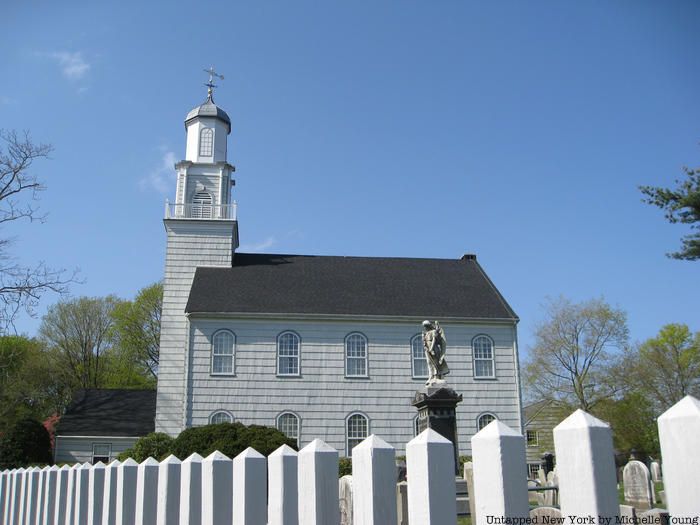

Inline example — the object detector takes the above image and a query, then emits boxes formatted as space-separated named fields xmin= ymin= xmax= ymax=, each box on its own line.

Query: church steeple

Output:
xmin=167 ymin=69 xmax=236 ymax=222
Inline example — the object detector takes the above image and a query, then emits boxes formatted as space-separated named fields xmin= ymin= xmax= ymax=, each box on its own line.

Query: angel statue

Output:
xmin=422 ymin=320 xmax=450 ymax=385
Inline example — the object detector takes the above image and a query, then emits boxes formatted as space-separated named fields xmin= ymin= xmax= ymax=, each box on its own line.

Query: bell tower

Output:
xmin=155 ymin=70 xmax=239 ymax=435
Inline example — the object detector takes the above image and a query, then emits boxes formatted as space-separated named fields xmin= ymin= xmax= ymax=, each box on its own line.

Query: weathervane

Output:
xmin=203 ymin=66 xmax=224 ymax=99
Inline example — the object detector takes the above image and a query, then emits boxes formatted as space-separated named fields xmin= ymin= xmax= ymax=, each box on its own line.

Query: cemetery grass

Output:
xmin=617 ymin=481 xmax=665 ymax=508
xmin=458 ymin=516 xmax=471 ymax=525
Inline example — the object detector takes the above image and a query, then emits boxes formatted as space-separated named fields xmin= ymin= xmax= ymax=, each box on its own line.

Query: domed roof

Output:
xmin=185 ymin=94 xmax=231 ymax=133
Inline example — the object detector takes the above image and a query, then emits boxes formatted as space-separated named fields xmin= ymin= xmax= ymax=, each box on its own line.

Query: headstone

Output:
xmin=536 ymin=468 xmax=546 ymax=485
xmin=639 ymin=509 xmax=670 ymax=525
xmin=650 ymin=461 xmax=662 ymax=482
xmin=412 ymin=385 xmax=463 ymax=474
xmin=619 ymin=505 xmax=637 ymax=521
xmin=396 ymin=481 xmax=408 ymax=525
xmin=463 ymin=462 xmax=475 ymax=518
xmin=623 ymin=460 xmax=653 ymax=510
xmin=339 ymin=475 xmax=353 ymax=525
xmin=529 ymin=507 xmax=562 ymax=520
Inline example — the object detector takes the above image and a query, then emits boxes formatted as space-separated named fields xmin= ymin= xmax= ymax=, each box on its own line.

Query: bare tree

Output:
xmin=0 ymin=130 xmax=76 ymax=332
xmin=39 ymin=296 xmax=119 ymax=390
xmin=524 ymin=296 xmax=629 ymax=411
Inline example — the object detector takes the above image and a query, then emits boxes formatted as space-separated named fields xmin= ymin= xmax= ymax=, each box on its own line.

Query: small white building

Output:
xmin=154 ymin=88 xmax=524 ymax=456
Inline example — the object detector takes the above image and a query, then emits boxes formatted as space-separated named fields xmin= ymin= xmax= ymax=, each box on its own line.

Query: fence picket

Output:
xmin=267 ymin=445 xmax=298 ymax=525
xmin=352 ymin=435 xmax=397 ymax=525
xmin=115 ymin=458 xmax=139 ymax=525
xmin=233 ymin=448 xmax=266 ymax=525
xmin=135 ymin=458 xmax=159 ymax=525
xmin=86 ymin=462 xmax=105 ymax=525
xmin=156 ymin=455 xmax=181 ymax=525
xmin=201 ymin=451 xmax=233 ymax=525
xmin=298 ymin=439 xmax=339 ymax=525
xmin=179 ymin=453 xmax=203 ymax=525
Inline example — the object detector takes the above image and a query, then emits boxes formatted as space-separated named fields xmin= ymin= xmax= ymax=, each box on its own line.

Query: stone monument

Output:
xmin=623 ymin=459 xmax=653 ymax=510
xmin=412 ymin=320 xmax=463 ymax=474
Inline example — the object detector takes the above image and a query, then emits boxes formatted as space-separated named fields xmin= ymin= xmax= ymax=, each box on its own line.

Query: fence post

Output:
xmin=87 ymin=462 xmax=105 ymax=525
xmin=15 ymin=468 xmax=27 ymax=525
xmin=267 ymin=444 xmax=298 ymax=525
xmin=298 ymin=439 xmax=340 ymax=525
xmin=35 ymin=466 xmax=48 ymax=525
xmin=135 ymin=458 xmax=159 ymax=525
xmin=179 ymin=453 xmax=202 ymax=525
xmin=71 ymin=463 xmax=91 ymax=525
xmin=101 ymin=460 xmax=120 ymax=525
xmin=201 ymin=451 xmax=233 ymax=525
xmin=64 ymin=463 xmax=81 ymax=525
xmin=25 ymin=466 xmax=42 ymax=525
xmin=54 ymin=465 xmax=70 ymax=525
xmin=406 ymin=428 xmax=456 ymax=525
xmin=42 ymin=466 xmax=58 ymax=525
xmin=115 ymin=458 xmax=139 ymax=525
xmin=352 ymin=435 xmax=397 ymax=525
xmin=233 ymin=447 xmax=267 ymax=525
xmin=157 ymin=455 xmax=181 ymax=525
xmin=657 ymin=395 xmax=700 ymax=517
xmin=0 ymin=469 xmax=9 ymax=525
xmin=553 ymin=409 xmax=618 ymax=520
xmin=471 ymin=420 xmax=529 ymax=525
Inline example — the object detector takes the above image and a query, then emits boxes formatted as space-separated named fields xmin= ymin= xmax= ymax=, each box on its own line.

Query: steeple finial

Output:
xmin=203 ymin=66 xmax=224 ymax=100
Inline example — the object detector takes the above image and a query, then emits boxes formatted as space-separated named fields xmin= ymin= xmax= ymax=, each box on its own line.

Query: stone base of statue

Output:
xmin=412 ymin=382 xmax=463 ymax=474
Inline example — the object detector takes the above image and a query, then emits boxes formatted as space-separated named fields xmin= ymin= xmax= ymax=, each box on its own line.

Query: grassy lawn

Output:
xmin=458 ymin=516 xmax=472 ymax=525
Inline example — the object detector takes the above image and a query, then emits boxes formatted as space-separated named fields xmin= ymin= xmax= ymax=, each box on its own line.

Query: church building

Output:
xmin=154 ymin=85 xmax=524 ymax=456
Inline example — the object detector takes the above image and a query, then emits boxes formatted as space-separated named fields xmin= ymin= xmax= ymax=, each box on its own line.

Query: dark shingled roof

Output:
xmin=186 ymin=253 xmax=518 ymax=320
xmin=56 ymin=389 xmax=156 ymax=437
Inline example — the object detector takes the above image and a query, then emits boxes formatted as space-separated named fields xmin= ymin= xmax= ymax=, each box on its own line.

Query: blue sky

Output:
xmin=1 ymin=1 xmax=699 ymax=354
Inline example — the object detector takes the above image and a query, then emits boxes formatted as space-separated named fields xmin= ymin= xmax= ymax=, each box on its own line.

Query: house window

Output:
xmin=414 ymin=415 xmax=421 ymax=436
xmin=211 ymin=330 xmax=235 ymax=375
xmin=346 ymin=413 xmax=369 ymax=456
xmin=411 ymin=335 xmax=428 ymax=378
xmin=526 ymin=430 xmax=539 ymax=447
xmin=199 ymin=128 xmax=214 ymax=156
xmin=345 ymin=333 xmax=368 ymax=377
xmin=473 ymin=335 xmax=495 ymax=378
xmin=192 ymin=191 xmax=212 ymax=218
xmin=528 ymin=463 xmax=542 ymax=479
xmin=92 ymin=443 xmax=111 ymax=464
xmin=277 ymin=332 xmax=300 ymax=376
xmin=210 ymin=411 xmax=233 ymax=424
xmin=277 ymin=412 xmax=300 ymax=446
xmin=477 ymin=413 xmax=497 ymax=431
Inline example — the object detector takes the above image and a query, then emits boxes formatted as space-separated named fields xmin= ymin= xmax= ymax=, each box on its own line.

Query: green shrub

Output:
xmin=339 ymin=457 xmax=352 ymax=477
xmin=118 ymin=432 xmax=174 ymax=462
xmin=169 ymin=422 xmax=297 ymax=460
xmin=0 ymin=418 xmax=52 ymax=469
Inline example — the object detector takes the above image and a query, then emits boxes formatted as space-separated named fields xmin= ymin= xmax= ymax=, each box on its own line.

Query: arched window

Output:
xmin=346 ymin=413 xmax=369 ymax=456
xmin=477 ymin=413 xmax=497 ymax=431
xmin=199 ymin=128 xmax=214 ymax=157
xmin=192 ymin=191 xmax=212 ymax=218
xmin=413 ymin=415 xmax=422 ymax=437
xmin=277 ymin=332 xmax=300 ymax=376
xmin=210 ymin=410 xmax=233 ymax=424
xmin=345 ymin=333 xmax=368 ymax=377
xmin=211 ymin=330 xmax=235 ymax=375
xmin=411 ymin=335 xmax=428 ymax=379
xmin=473 ymin=335 xmax=495 ymax=378
xmin=277 ymin=412 xmax=300 ymax=446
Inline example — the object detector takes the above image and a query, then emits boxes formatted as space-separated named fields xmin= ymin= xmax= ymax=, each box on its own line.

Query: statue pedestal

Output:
xmin=412 ymin=384 xmax=463 ymax=474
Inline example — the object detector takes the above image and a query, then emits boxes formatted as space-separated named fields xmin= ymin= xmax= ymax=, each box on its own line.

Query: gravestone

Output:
xmin=339 ymin=475 xmax=353 ymax=525
xmin=619 ymin=505 xmax=637 ymax=521
xmin=623 ymin=460 xmax=653 ymax=510
xmin=530 ymin=507 xmax=562 ymax=520
xmin=463 ymin=461 xmax=475 ymax=518
xmin=650 ymin=461 xmax=662 ymax=482
xmin=412 ymin=385 xmax=463 ymax=474
xmin=396 ymin=481 xmax=408 ymax=525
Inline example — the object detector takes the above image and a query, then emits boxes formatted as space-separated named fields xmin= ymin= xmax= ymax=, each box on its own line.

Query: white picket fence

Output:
xmin=1 ymin=395 xmax=698 ymax=525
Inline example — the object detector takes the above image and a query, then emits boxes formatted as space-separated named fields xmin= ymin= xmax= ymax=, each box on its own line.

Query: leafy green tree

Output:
xmin=0 ymin=418 xmax=52 ymax=468
xmin=524 ymin=297 xmax=629 ymax=411
xmin=0 ymin=336 xmax=70 ymax=432
xmin=593 ymin=392 xmax=659 ymax=458
xmin=640 ymin=161 xmax=700 ymax=260
xmin=624 ymin=324 xmax=700 ymax=411
xmin=111 ymin=282 xmax=162 ymax=380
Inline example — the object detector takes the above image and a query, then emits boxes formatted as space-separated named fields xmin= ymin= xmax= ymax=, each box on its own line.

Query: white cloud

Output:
xmin=43 ymin=51 xmax=90 ymax=80
xmin=239 ymin=236 xmax=277 ymax=252
xmin=140 ymin=151 xmax=177 ymax=194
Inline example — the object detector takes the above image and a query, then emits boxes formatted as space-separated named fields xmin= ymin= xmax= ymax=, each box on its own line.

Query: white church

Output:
xmin=153 ymin=85 xmax=524 ymax=457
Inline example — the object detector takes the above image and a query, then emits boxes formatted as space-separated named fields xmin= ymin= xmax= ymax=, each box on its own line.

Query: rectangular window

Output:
xmin=474 ymin=359 xmax=494 ymax=377
xmin=526 ymin=430 xmax=539 ymax=447
xmin=528 ymin=463 xmax=541 ymax=479
xmin=92 ymin=443 xmax=112 ymax=464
